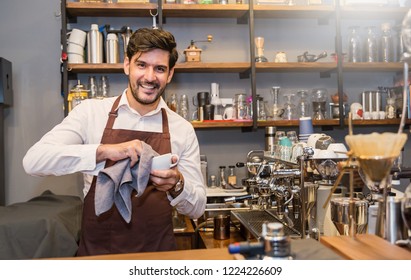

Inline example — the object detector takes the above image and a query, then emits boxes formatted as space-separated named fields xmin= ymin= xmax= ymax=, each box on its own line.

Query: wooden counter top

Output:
xmin=57 ymin=248 xmax=236 ymax=260
xmin=320 ymin=234 xmax=411 ymax=260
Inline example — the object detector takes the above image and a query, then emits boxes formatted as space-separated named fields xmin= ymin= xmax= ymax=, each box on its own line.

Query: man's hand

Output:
xmin=150 ymin=156 xmax=181 ymax=193
xmin=96 ymin=139 xmax=142 ymax=166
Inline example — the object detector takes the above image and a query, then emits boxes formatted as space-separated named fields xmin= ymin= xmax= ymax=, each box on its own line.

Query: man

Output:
xmin=23 ymin=28 xmax=206 ymax=256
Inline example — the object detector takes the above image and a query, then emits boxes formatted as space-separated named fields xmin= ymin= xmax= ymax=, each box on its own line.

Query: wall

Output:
xmin=0 ymin=0 xmax=410 ymax=205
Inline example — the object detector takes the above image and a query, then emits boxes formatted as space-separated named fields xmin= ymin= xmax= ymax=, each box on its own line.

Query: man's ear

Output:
xmin=167 ymin=67 xmax=175 ymax=84
xmin=124 ymin=57 xmax=130 ymax=76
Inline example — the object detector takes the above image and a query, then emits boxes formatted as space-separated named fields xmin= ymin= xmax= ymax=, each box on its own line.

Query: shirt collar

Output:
xmin=117 ymin=89 xmax=168 ymax=117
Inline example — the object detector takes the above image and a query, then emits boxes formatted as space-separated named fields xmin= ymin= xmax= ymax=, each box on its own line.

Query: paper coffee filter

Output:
xmin=345 ymin=132 xmax=407 ymax=158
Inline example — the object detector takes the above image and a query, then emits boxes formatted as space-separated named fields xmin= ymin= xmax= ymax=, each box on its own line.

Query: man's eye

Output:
xmin=156 ymin=67 xmax=166 ymax=73
xmin=137 ymin=62 xmax=145 ymax=68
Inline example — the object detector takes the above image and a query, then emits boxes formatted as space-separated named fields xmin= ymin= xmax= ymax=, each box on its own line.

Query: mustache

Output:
xmin=139 ymin=80 xmax=159 ymax=89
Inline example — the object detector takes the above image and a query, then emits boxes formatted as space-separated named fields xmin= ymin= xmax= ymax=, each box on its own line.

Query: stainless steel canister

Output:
xmin=105 ymin=33 xmax=119 ymax=63
xmin=376 ymin=195 xmax=408 ymax=244
xmin=214 ymin=214 xmax=230 ymax=240
xmin=265 ymin=126 xmax=276 ymax=152
xmin=87 ymin=24 xmax=103 ymax=63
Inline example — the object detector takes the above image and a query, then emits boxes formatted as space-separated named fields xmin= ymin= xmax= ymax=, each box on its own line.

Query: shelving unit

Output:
xmin=61 ymin=1 xmax=411 ymax=129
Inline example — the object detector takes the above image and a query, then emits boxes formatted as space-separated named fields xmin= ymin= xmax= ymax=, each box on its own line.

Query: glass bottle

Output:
xmin=228 ymin=165 xmax=237 ymax=186
xmin=364 ymin=26 xmax=378 ymax=63
xmin=380 ymin=23 xmax=394 ymax=62
xmin=219 ymin=166 xmax=227 ymax=189
xmin=348 ymin=26 xmax=362 ymax=63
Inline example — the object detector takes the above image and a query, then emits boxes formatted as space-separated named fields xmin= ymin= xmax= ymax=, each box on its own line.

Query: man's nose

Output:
xmin=144 ymin=67 xmax=156 ymax=81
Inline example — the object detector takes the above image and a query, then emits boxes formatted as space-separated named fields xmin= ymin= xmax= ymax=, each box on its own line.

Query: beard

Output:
xmin=128 ymin=78 xmax=166 ymax=105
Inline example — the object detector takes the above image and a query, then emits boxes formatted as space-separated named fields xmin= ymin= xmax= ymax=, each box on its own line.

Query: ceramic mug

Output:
xmin=151 ymin=153 xmax=179 ymax=170
xmin=67 ymin=28 xmax=87 ymax=47
xmin=223 ymin=106 xmax=234 ymax=120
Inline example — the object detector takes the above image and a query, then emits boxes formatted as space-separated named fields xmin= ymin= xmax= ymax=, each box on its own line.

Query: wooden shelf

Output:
xmin=342 ymin=62 xmax=403 ymax=72
xmin=253 ymin=4 xmax=335 ymax=19
xmin=192 ymin=120 xmax=253 ymax=128
xmin=190 ymin=118 xmax=411 ymax=129
xmin=66 ymin=2 xmax=157 ymax=17
xmin=162 ymin=4 xmax=249 ymax=18
xmin=256 ymin=62 xmax=336 ymax=73
xmin=67 ymin=62 xmax=251 ymax=74
xmin=340 ymin=6 xmax=408 ymax=20
xmin=174 ymin=62 xmax=250 ymax=73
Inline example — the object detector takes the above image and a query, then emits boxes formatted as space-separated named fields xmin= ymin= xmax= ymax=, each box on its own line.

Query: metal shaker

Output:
xmin=87 ymin=24 xmax=103 ymax=63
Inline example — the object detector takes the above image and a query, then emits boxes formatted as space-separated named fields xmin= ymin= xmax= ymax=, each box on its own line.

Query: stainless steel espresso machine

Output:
xmin=226 ymin=148 xmax=316 ymax=240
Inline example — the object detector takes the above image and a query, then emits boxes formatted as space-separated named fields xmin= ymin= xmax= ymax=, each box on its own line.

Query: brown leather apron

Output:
xmin=77 ymin=96 xmax=176 ymax=256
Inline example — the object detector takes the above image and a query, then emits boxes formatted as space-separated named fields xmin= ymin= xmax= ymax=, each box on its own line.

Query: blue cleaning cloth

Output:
xmin=94 ymin=142 xmax=159 ymax=223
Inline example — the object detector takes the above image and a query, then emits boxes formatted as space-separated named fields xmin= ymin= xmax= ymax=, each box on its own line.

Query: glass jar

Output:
xmin=380 ymin=22 xmax=394 ymax=63
xmin=385 ymin=97 xmax=396 ymax=119
xmin=228 ymin=165 xmax=237 ymax=186
xmin=348 ymin=26 xmax=362 ymax=63
xmin=364 ymin=26 xmax=378 ymax=63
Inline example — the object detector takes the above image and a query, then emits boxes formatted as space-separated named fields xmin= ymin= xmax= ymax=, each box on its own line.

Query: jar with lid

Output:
xmin=385 ymin=97 xmax=396 ymax=119
xmin=69 ymin=80 xmax=88 ymax=111
xmin=228 ymin=165 xmax=237 ymax=186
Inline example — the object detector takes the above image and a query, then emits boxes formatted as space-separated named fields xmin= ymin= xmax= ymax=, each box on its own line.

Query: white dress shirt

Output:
xmin=23 ymin=90 xmax=206 ymax=219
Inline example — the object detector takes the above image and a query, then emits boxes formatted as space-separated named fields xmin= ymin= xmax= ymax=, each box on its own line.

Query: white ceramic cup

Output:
xmin=67 ymin=28 xmax=87 ymax=47
xmin=151 ymin=153 xmax=179 ymax=170
xmin=223 ymin=106 xmax=234 ymax=120
xmin=67 ymin=43 xmax=84 ymax=55
xmin=68 ymin=52 xmax=85 ymax=63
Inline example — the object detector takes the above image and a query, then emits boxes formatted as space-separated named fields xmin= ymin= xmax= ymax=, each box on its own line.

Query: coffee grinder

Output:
xmin=184 ymin=35 xmax=213 ymax=62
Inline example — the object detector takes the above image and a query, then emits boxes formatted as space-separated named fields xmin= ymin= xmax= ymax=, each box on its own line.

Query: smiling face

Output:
xmin=124 ymin=49 xmax=175 ymax=115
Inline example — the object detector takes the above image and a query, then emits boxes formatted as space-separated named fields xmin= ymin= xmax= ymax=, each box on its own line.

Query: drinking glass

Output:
xmin=282 ymin=93 xmax=297 ymax=120
xmin=297 ymin=90 xmax=311 ymax=118
xmin=271 ymin=86 xmax=283 ymax=120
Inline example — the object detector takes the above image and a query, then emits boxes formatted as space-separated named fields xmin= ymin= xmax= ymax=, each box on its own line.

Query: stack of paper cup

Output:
xmin=67 ymin=28 xmax=87 ymax=63
xmin=298 ymin=117 xmax=314 ymax=143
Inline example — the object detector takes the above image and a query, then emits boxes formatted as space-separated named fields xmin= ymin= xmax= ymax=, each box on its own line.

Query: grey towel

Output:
xmin=94 ymin=142 xmax=159 ymax=223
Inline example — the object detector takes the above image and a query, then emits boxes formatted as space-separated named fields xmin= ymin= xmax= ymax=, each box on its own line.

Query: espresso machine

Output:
xmin=226 ymin=148 xmax=315 ymax=240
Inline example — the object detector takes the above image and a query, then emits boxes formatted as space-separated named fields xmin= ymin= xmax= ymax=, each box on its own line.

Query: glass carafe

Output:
xmin=311 ymin=88 xmax=327 ymax=120
xmin=282 ymin=92 xmax=297 ymax=120
xmin=297 ymin=90 xmax=311 ymax=118
xmin=271 ymin=86 xmax=284 ymax=120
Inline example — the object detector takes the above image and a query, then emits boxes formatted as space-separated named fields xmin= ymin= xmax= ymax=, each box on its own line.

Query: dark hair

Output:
xmin=126 ymin=28 xmax=179 ymax=69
